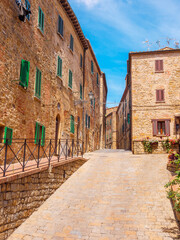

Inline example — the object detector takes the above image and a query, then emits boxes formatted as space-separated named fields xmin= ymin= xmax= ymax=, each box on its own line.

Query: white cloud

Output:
xmin=76 ymin=0 xmax=100 ymax=8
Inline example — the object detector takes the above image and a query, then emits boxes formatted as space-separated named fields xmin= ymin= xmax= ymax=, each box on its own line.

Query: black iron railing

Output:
xmin=0 ymin=139 xmax=84 ymax=177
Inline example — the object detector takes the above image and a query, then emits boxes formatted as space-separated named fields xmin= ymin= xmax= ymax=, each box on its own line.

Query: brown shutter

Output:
xmin=161 ymin=90 xmax=164 ymax=101
xmin=156 ymin=90 xmax=159 ymax=101
xmin=165 ymin=120 xmax=170 ymax=136
xmin=160 ymin=60 xmax=163 ymax=71
xmin=152 ymin=120 xmax=157 ymax=136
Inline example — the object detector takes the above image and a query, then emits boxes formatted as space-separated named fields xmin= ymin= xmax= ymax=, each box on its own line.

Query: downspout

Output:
xmin=82 ymin=47 xmax=87 ymax=154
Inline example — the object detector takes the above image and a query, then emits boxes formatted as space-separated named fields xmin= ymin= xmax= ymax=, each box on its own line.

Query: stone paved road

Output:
xmin=8 ymin=150 xmax=180 ymax=240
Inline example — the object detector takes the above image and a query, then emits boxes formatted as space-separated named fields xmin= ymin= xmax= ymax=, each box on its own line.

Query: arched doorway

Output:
xmin=55 ymin=115 xmax=60 ymax=153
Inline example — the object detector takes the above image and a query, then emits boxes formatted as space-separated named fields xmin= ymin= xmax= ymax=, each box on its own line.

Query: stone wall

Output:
xmin=106 ymin=107 xmax=118 ymax=149
xmin=0 ymin=158 xmax=86 ymax=240
xmin=133 ymin=141 xmax=179 ymax=154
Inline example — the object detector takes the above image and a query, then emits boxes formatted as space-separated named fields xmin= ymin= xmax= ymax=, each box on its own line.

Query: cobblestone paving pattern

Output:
xmin=8 ymin=150 xmax=180 ymax=240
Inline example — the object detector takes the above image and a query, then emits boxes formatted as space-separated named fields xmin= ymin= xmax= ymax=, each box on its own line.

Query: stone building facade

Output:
xmin=118 ymin=47 xmax=180 ymax=154
xmin=0 ymin=0 xmax=107 ymax=158
xmin=117 ymin=76 xmax=131 ymax=150
xmin=105 ymin=106 xmax=118 ymax=149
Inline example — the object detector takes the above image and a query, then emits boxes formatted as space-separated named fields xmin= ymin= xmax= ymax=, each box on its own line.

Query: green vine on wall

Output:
xmin=162 ymin=138 xmax=178 ymax=153
xmin=142 ymin=140 xmax=158 ymax=153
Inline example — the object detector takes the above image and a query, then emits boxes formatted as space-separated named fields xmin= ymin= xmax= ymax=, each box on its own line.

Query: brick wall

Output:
xmin=0 ymin=158 xmax=86 ymax=240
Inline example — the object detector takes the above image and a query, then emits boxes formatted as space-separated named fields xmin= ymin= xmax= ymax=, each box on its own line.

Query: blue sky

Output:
xmin=68 ymin=0 xmax=180 ymax=107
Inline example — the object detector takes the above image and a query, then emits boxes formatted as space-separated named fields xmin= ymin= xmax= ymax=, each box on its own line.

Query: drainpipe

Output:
xmin=82 ymin=47 xmax=87 ymax=153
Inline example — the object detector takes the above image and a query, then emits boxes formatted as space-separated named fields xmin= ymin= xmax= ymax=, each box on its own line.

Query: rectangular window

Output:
xmin=80 ymin=84 xmax=82 ymax=99
xmin=57 ymin=56 xmax=62 ymax=77
xmin=97 ymin=73 xmax=99 ymax=85
xmin=19 ymin=59 xmax=30 ymax=88
xmin=127 ymin=113 xmax=130 ymax=124
xmin=58 ymin=15 xmax=63 ymax=37
xmin=38 ymin=7 xmax=44 ymax=33
xmin=155 ymin=60 xmax=163 ymax=72
xmin=35 ymin=122 xmax=45 ymax=146
xmin=156 ymin=89 xmax=164 ymax=102
xmin=70 ymin=115 xmax=74 ymax=134
xmin=68 ymin=70 xmax=72 ymax=88
xmin=25 ymin=0 xmax=31 ymax=21
xmin=110 ymin=119 xmax=112 ymax=125
xmin=91 ymin=60 xmax=94 ymax=74
xmin=91 ymin=99 xmax=93 ymax=106
xmin=152 ymin=119 xmax=170 ymax=136
xmin=35 ymin=68 xmax=41 ymax=99
xmin=88 ymin=116 xmax=90 ymax=129
xmin=70 ymin=34 xmax=74 ymax=51
xmin=0 ymin=126 xmax=4 ymax=143
xmin=4 ymin=127 xmax=13 ymax=145
xmin=85 ymin=114 xmax=88 ymax=128
xmin=80 ymin=54 xmax=83 ymax=68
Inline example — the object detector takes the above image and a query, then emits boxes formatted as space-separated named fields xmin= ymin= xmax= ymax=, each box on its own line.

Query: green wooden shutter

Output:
xmin=91 ymin=61 xmax=93 ymax=74
xmin=35 ymin=122 xmax=40 ymax=144
xmin=70 ymin=115 xmax=74 ymax=134
xmin=69 ymin=70 xmax=72 ymax=88
xmin=57 ymin=57 xmax=62 ymax=77
xmin=88 ymin=116 xmax=90 ymax=129
xmin=70 ymin=35 xmax=73 ymax=51
xmin=94 ymin=99 xmax=95 ymax=109
xmin=127 ymin=113 xmax=130 ymax=124
xmin=97 ymin=73 xmax=99 ymax=85
xmin=41 ymin=11 xmax=44 ymax=32
xmin=41 ymin=126 xmax=45 ymax=146
xmin=80 ymin=54 xmax=83 ymax=68
xmin=58 ymin=15 xmax=63 ymax=36
xmin=4 ymin=127 xmax=13 ymax=145
xmin=38 ymin=7 xmax=44 ymax=33
xmin=85 ymin=114 xmax=88 ymax=128
xmin=20 ymin=59 xmax=30 ymax=88
xmin=80 ymin=84 xmax=82 ymax=99
xmin=35 ymin=68 xmax=41 ymax=98
xmin=38 ymin=7 xmax=41 ymax=28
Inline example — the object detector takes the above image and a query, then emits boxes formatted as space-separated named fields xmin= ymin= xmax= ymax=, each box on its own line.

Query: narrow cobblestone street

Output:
xmin=8 ymin=150 xmax=180 ymax=240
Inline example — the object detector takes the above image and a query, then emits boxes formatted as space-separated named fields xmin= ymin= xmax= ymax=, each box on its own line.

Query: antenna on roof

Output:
xmin=166 ymin=37 xmax=173 ymax=46
xmin=156 ymin=40 xmax=161 ymax=49
xmin=142 ymin=39 xmax=152 ymax=51
xmin=174 ymin=41 xmax=179 ymax=49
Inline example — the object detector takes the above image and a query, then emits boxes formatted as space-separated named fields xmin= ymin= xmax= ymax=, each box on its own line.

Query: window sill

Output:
xmin=18 ymin=84 xmax=27 ymax=91
xmin=34 ymin=96 xmax=41 ymax=102
xmin=68 ymin=86 xmax=73 ymax=92
xmin=69 ymin=48 xmax=74 ymax=55
xmin=155 ymin=71 xmax=164 ymax=73
xmin=37 ymin=27 xmax=44 ymax=37
xmin=57 ymin=32 xmax=64 ymax=40
xmin=91 ymin=72 xmax=94 ymax=76
xmin=156 ymin=101 xmax=165 ymax=103
xmin=57 ymin=75 xmax=63 ymax=81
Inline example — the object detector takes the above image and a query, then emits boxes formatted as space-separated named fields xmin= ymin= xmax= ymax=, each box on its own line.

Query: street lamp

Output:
xmin=88 ymin=91 xmax=94 ymax=100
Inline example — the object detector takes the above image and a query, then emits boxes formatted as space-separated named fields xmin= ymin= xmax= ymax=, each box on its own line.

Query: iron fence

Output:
xmin=0 ymin=138 xmax=84 ymax=177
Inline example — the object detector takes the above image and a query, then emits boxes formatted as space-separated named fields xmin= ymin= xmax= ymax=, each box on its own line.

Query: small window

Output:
xmin=80 ymin=54 xmax=83 ymax=68
xmin=156 ymin=89 xmax=164 ymax=102
xmin=110 ymin=119 xmax=112 ymax=125
xmin=155 ymin=60 xmax=163 ymax=72
xmin=19 ymin=59 xmax=30 ymax=88
xmin=38 ymin=7 xmax=44 ymax=33
xmin=35 ymin=68 xmax=41 ymax=99
xmin=80 ymin=84 xmax=82 ymax=99
xmin=70 ymin=115 xmax=74 ymax=134
xmin=35 ymin=122 xmax=45 ymax=146
xmin=85 ymin=114 xmax=88 ymax=128
xmin=152 ymin=119 xmax=170 ymax=136
xmin=25 ymin=0 xmax=31 ymax=21
xmin=70 ymin=34 xmax=74 ymax=51
xmin=68 ymin=70 xmax=72 ymax=88
xmin=88 ymin=116 xmax=90 ymax=129
xmin=97 ymin=73 xmax=99 ymax=85
xmin=57 ymin=56 xmax=62 ymax=77
xmin=58 ymin=15 xmax=63 ymax=37
xmin=127 ymin=113 xmax=130 ymax=124
xmin=4 ymin=127 xmax=13 ymax=145
xmin=91 ymin=60 xmax=94 ymax=74
xmin=91 ymin=99 xmax=93 ymax=106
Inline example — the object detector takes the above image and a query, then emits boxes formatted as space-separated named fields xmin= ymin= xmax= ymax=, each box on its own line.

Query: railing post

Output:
xmin=72 ymin=139 xmax=74 ymax=158
xmin=37 ymin=139 xmax=40 ymax=168
xmin=22 ymin=139 xmax=26 ymax=172
xmin=3 ymin=139 xmax=8 ymax=177
xmin=49 ymin=139 xmax=52 ymax=166
xmin=65 ymin=139 xmax=68 ymax=160
xmin=58 ymin=139 xmax=60 ymax=162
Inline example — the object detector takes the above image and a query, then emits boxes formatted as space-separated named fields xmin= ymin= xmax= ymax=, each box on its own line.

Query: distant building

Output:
xmin=106 ymin=106 xmax=118 ymax=149
xmin=117 ymin=47 xmax=180 ymax=154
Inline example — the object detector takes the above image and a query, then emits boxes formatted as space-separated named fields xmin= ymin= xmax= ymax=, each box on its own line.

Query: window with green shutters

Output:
xmin=85 ymin=114 xmax=88 ymax=128
xmin=80 ymin=54 xmax=83 ymax=68
xmin=127 ymin=113 xmax=130 ymax=124
xmin=70 ymin=115 xmax=74 ymax=134
xmin=4 ymin=127 xmax=13 ymax=145
xmin=88 ymin=116 xmax=90 ymax=129
xmin=38 ymin=7 xmax=44 ymax=33
xmin=97 ymin=73 xmax=99 ymax=85
xmin=35 ymin=122 xmax=45 ymax=146
xmin=91 ymin=60 xmax=94 ymax=74
xmin=91 ymin=99 xmax=93 ymax=106
xmin=57 ymin=56 xmax=62 ymax=77
xmin=68 ymin=70 xmax=72 ymax=89
xmin=70 ymin=34 xmax=74 ymax=51
xmin=58 ymin=15 xmax=63 ymax=37
xmin=35 ymin=68 xmax=41 ymax=99
xmin=80 ymin=84 xmax=82 ymax=99
xmin=19 ymin=59 xmax=30 ymax=88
